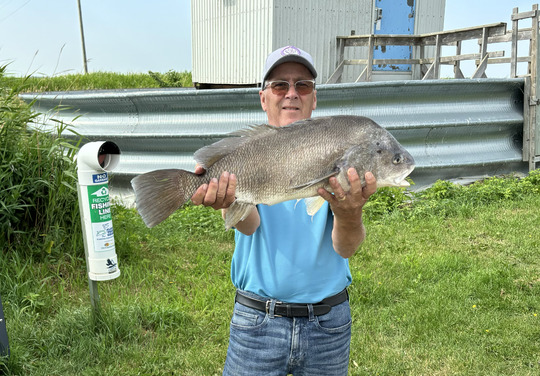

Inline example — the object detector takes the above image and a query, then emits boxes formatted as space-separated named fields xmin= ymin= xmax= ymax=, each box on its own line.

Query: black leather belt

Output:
xmin=234 ymin=288 xmax=348 ymax=317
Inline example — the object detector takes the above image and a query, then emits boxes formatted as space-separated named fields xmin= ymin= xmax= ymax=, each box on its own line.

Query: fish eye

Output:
xmin=393 ymin=154 xmax=403 ymax=164
xmin=377 ymin=150 xmax=382 ymax=154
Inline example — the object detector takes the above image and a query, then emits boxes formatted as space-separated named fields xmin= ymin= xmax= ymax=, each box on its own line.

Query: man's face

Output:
xmin=259 ymin=62 xmax=317 ymax=127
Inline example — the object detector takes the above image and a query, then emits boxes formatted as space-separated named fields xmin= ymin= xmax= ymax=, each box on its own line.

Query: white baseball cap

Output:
xmin=261 ymin=46 xmax=317 ymax=87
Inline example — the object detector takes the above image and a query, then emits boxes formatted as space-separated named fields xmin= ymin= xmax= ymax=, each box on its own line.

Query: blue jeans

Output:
xmin=223 ymin=290 xmax=352 ymax=376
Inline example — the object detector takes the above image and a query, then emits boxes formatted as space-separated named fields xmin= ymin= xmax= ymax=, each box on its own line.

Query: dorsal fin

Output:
xmin=229 ymin=123 xmax=279 ymax=137
xmin=194 ymin=123 xmax=279 ymax=168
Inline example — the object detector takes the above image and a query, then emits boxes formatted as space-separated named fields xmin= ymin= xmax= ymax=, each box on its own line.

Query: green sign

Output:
xmin=87 ymin=184 xmax=112 ymax=223
xmin=87 ymin=184 xmax=115 ymax=253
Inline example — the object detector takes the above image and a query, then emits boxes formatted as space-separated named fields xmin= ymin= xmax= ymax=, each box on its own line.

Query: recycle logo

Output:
xmin=91 ymin=186 xmax=109 ymax=197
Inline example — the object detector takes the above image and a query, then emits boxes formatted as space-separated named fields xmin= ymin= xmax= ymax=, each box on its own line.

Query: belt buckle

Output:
xmin=265 ymin=300 xmax=283 ymax=317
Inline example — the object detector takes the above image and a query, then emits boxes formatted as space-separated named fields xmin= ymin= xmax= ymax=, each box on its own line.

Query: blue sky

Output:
xmin=0 ymin=0 xmax=537 ymax=77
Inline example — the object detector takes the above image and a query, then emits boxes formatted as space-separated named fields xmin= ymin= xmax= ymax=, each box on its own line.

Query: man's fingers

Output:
xmin=191 ymin=171 xmax=238 ymax=210
xmin=203 ymin=178 xmax=219 ymax=206
xmin=363 ymin=172 xmax=377 ymax=199
xmin=215 ymin=172 xmax=230 ymax=203
xmin=328 ymin=177 xmax=346 ymax=201
xmin=317 ymin=187 xmax=334 ymax=202
xmin=347 ymin=168 xmax=362 ymax=195
xmin=223 ymin=174 xmax=237 ymax=207
xmin=194 ymin=164 xmax=206 ymax=175
xmin=190 ymin=184 xmax=208 ymax=205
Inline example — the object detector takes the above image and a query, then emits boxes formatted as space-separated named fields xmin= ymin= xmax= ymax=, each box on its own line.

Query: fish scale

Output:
xmin=131 ymin=115 xmax=415 ymax=229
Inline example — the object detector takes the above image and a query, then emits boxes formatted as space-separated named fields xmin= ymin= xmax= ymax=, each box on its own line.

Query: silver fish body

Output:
xmin=131 ymin=115 xmax=415 ymax=229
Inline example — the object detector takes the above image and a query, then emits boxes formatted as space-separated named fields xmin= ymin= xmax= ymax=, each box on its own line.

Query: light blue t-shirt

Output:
xmin=231 ymin=199 xmax=352 ymax=303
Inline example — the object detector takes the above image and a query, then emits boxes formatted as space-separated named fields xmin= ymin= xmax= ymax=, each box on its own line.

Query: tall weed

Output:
xmin=0 ymin=66 xmax=82 ymax=258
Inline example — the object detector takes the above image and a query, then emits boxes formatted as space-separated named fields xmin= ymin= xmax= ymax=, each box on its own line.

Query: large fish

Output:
xmin=131 ymin=115 xmax=415 ymax=229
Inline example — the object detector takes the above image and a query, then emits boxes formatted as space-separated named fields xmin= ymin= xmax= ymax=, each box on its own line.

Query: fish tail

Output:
xmin=131 ymin=169 xmax=200 ymax=228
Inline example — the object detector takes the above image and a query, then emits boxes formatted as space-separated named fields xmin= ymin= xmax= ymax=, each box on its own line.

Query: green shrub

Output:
xmin=421 ymin=179 xmax=464 ymax=200
xmin=363 ymin=185 xmax=413 ymax=221
xmin=364 ymin=172 xmax=540 ymax=223
xmin=148 ymin=70 xmax=192 ymax=88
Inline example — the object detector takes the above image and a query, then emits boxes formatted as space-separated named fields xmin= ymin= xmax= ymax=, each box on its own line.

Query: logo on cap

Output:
xmin=281 ymin=46 xmax=301 ymax=56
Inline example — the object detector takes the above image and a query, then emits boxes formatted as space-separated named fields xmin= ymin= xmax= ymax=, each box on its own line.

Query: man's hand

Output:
xmin=190 ymin=166 xmax=261 ymax=235
xmin=190 ymin=166 xmax=237 ymax=210
xmin=317 ymin=168 xmax=377 ymax=258
xmin=318 ymin=168 xmax=377 ymax=217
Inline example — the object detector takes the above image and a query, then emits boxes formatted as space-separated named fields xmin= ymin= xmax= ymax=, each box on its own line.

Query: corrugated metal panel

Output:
xmin=415 ymin=0 xmax=445 ymax=33
xmin=412 ymin=0 xmax=446 ymax=80
xmin=21 ymin=78 xmax=527 ymax=196
xmin=272 ymin=0 xmax=373 ymax=83
xmin=191 ymin=0 xmax=273 ymax=85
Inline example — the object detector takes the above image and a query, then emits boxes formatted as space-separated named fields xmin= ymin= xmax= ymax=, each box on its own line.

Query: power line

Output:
xmin=0 ymin=0 xmax=32 ymax=22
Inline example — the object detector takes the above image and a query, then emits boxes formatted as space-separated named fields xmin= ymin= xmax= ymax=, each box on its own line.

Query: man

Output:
xmin=191 ymin=46 xmax=377 ymax=375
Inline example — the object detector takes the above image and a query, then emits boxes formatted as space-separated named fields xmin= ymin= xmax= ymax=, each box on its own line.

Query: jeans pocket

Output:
xmin=315 ymin=300 xmax=352 ymax=334
xmin=230 ymin=302 xmax=268 ymax=330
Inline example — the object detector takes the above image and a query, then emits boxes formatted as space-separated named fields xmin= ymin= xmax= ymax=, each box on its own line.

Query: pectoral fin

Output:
xmin=224 ymin=201 xmax=256 ymax=230
xmin=290 ymin=170 xmax=338 ymax=190
xmin=304 ymin=196 xmax=327 ymax=216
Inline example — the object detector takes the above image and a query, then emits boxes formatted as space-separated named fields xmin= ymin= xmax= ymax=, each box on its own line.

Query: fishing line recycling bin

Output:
xmin=76 ymin=141 xmax=121 ymax=307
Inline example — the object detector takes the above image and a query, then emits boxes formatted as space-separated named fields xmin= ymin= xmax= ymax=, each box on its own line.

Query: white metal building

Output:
xmin=191 ymin=0 xmax=446 ymax=86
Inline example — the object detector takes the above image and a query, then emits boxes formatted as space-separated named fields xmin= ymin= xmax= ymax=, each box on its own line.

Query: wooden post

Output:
xmin=433 ymin=34 xmax=441 ymax=79
xmin=454 ymin=40 xmax=464 ymax=78
xmin=511 ymin=7 xmax=519 ymax=78
xmin=531 ymin=4 xmax=540 ymax=170
xmin=419 ymin=44 xmax=427 ymax=78
xmin=327 ymin=37 xmax=346 ymax=84
xmin=366 ymin=35 xmax=374 ymax=82
xmin=472 ymin=27 xmax=489 ymax=78
xmin=336 ymin=38 xmax=345 ymax=74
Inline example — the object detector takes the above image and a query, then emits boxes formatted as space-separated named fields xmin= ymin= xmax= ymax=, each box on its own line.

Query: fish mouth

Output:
xmin=395 ymin=165 xmax=416 ymax=186
xmin=377 ymin=165 xmax=415 ymax=188
xmin=394 ymin=179 xmax=410 ymax=187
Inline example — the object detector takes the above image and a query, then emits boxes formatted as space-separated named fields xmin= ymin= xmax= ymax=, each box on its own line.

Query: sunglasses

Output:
xmin=264 ymin=79 xmax=316 ymax=96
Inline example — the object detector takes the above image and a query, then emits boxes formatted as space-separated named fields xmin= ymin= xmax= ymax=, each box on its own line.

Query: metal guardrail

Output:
xmin=21 ymin=78 xmax=528 ymax=197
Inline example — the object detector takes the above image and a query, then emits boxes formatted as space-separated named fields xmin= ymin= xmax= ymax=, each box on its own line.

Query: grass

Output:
xmin=349 ymin=197 xmax=540 ymax=375
xmin=1 ymin=67 xmax=540 ymax=374
xmin=2 ymin=187 xmax=540 ymax=375
xmin=3 ymin=70 xmax=193 ymax=92
xmin=1 ymin=204 xmax=236 ymax=375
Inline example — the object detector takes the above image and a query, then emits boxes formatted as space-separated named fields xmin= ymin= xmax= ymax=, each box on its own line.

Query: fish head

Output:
xmin=374 ymin=149 xmax=415 ymax=187
xmin=343 ymin=125 xmax=415 ymax=188
xmin=369 ymin=130 xmax=415 ymax=187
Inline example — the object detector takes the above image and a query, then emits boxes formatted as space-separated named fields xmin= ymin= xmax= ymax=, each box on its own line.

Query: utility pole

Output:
xmin=77 ymin=0 xmax=88 ymax=74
